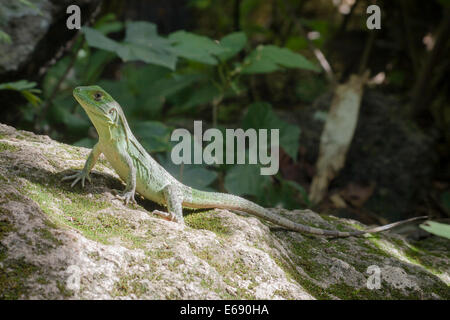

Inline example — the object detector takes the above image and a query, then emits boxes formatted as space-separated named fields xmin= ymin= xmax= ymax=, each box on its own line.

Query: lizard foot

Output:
xmin=62 ymin=170 xmax=91 ymax=188
xmin=115 ymin=190 xmax=137 ymax=205
xmin=152 ymin=210 xmax=183 ymax=224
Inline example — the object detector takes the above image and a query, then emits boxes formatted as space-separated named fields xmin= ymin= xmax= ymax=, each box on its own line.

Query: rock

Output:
xmin=0 ymin=0 xmax=100 ymax=78
xmin=0 ymin=123 xmax=448 ymax=299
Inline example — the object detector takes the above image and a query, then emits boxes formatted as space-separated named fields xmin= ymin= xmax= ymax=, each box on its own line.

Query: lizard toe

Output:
xmin=117 ymin=191 xmax=136 ymax=205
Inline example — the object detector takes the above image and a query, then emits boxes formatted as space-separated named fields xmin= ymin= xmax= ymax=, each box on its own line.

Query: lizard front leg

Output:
xmin=115 ymin=152 xmax=137 ymax=205
xmin=153 ymin=184 xmax=184 ymax=224
xmin=62 ymin=143 xmax=102 ymax=187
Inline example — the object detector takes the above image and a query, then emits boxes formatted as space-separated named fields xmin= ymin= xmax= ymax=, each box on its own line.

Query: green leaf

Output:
xmin=0 ymin=80 xmax=42 ymax=106
xmin=168 ymin=82 xmax=221 ymax=115
xmin=217 ymin=32 xmax=247 ymax=61
xmin=241 ymin=45 xmax=319 ymax=74
xmin=0 ymin=29 xmax=11 ymax=44
xmin=122 ymin=21 xmax=177 ymax=69
xmin=132 ymin=121 xmax=172 ymax=153
xmin=93 ymin=13 xmax=124 ymax=35
xmin=157 ymin=153 xmax=218 ymax=191
xmin=181 ymin=167 xmax=218 ymax=191
xmin=169 ymin=30 xmax=227 ymax=65
xmin=257 ymin=179 xmax=302 ymax=209
xmin=80 ymin=50 xmax=116 ymax=84
xmin=285 ymin=36 xmax=308 ymax=51
xmin=121 ymin=64 xmax=202 ymax=117
xmin=284 ymin=180 xmax=310 ymax=206
xmin=42 ymin=56 xmax=74 ymax=98
xmin=82 ymin=27 xmax=120 ymax=51
xmin=97 ymin=79 xmax=137 ymax=113
xmin=420 ymin=221 xmax=450 ymax=240
xmin=0 ymin=80 xmax=38 ymax=91
xmin=242 ymin=102 xmax=301 ymax=160
xmin=440 ymin=191 xmax=450 ymax=212
xmin=49 ymin=94 xmax=90 ymax=133
xmin=224 ymin=164 xmax=271 ymax=196
xmin=82 ymin=21 xmax=177 ymax=70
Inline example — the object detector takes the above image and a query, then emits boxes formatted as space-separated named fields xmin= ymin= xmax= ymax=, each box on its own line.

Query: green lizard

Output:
xmin=63 ymin=85 xmax=426 ymax=237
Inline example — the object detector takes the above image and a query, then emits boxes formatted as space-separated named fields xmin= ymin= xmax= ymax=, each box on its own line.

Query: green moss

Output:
xmin=17 ymin=131 xmax=34 ymax=140
xmin=60 ymin=144 xmax=87 ymax=160
xmin=288 ymin=240 xmax=330 ymax=279
xmin=35 ymin=228 xmax=62 ymax=247
xmin=24 ymin=181 xmax=146 ymax=248
xmin=273 ymin=289 xmax=292 ymax=299
xmin=269 ymin=252 xmax=331 ymax=299
xmin=88 ymin=251 xmax=101 ymax=261
xmin=0 ymin=258 xmax=39 ymax=299
xmin=185 ymin=211 xmax=231 ymax=237
xmin=56 ymin=280 xmax=74 ymax=298
xmin=0 ymin=173 xmax=7 ymax=183
xmin=190 ymin=246 xmax=257 ymax=299
xmin=0 ymin=219 xmax=15 ymax=240
xmin=0 ymin=220 xmax=15 ymax=261
xmin=46 ymin=158 xmax=61 ymax=169
xmin=112 ymin=273 xmax=150 ymax=298
xmin=325 ymin=283 xmax=422 ymax=300
xmin=147 ymin=249 xmax=175 ymax=260
xmin=401 ymin=244 xmax=448 ymax=277
xmin=0 ymin=142 xmax=19 ymax=152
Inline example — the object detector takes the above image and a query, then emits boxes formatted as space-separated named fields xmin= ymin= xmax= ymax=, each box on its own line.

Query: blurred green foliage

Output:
xmin=420 ymin=221 xmax=450 ymax=240
xmin=0 ymin=80 xmax=41 ymax=106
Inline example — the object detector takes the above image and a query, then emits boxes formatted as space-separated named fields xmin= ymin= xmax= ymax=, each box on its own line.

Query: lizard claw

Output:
xmin=152 ymin=210 xmax=184 ymax=224
xmin=62 ymin=170 xmax=91 ymax=188
xmin=116 ymin=190 xmax=137 ymax=205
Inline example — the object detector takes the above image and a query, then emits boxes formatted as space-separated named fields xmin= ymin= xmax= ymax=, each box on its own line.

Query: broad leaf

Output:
xmin=157 ymin=153 xmax=218 ymax=191
xmin=420 ymin=221 xmax=450 ymax=240
xmin=0 ymin=80 xmax=41 ymax=106
xmin=168 ymin=82 xmax=221 ymax=115
xmin=242 ymin=102 xmax=301 ymax=160
xmin=217 ymin=32 xmax=247 ymax=61
xmin=224 ymin=164 xmax=271 ymax=196
xmin=169 ymin=30 xmax=228 ymax=65
xmin=132 ymin=121 xmax=172 ymax=153
xmin=242 ymin=45 xmax=319 ymax=74
xmin=83 ymin=21 xmax=177 ymax=70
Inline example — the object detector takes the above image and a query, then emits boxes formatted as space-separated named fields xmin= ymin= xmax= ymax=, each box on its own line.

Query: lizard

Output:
xmin=62 ymin=85 xmax=427 ymax=237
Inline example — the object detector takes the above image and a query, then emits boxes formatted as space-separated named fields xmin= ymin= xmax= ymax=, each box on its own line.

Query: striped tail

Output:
xmin=183 ymin=187 xmax=427 ymax=237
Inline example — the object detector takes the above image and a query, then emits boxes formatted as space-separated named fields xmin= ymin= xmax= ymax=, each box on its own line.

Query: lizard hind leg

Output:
xmin=153 ymin=184 xmax=184 ymax=224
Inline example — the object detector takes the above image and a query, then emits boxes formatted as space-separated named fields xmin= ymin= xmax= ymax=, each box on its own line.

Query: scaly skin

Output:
xmin=63 ymin=85 xmax=427 ymax=237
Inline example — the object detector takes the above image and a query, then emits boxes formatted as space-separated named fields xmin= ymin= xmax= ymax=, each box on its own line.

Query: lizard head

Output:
xmin=73 ymin=85 xmax=121 ymax=129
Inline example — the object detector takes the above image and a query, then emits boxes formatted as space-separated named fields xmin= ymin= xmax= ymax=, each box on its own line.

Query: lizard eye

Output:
xmin=93 ymin=92 xmax=103 ymax=101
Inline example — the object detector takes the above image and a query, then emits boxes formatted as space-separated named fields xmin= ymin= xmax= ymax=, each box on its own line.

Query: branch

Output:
xmin=281 ymin=0 xmax=336 ymax=85
xmin=410 ymin=9 xmax=450 ymax=118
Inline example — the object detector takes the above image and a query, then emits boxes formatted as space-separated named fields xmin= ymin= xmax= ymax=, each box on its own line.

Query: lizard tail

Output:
xmin=183 ymin=188 xmax=427 ymax=237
